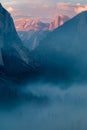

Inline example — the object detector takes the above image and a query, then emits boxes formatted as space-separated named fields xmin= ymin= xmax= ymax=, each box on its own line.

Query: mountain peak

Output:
xmin=49 ymin=14 xmax=69 ymax=30
xmin=0 ymin=5 xmax=36 ymax=78
xmin=74 ymin=11 xmax=87 ymax=20
xmin=0 ymin=3 xmax=4 ymax=10
xmin=0 ymin=3 xmax=2 ymax=7
xmin=0 ymin=3 xmax=9 ymax=16
xmin=80 ymin=10 xmax=87 ymax=15
xmin=15 ymin=19 xmax=49 ymax=31
xmin=0 ymin=3 xmax=4 ymax=11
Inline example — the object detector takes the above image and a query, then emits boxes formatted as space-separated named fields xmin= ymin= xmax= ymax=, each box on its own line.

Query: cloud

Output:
xmin=57 ymin=2 xmax=72 ymax=11
xmin=56 ymin=2 xmax=75 ymax=16
xmin=3 ymin=1 xmax=17 ymax=6
xmin=56 ymin=2 xmax=87 ymax=17
xmin=7 ymin=7 xmax=14 ymax=12
xmin=3 ymin=1 xmax=87 ymax=22
xmin=42 ymin=4 xmax=50 ymax=9
xmin=75 ymin=3 xmax=87 ymax=14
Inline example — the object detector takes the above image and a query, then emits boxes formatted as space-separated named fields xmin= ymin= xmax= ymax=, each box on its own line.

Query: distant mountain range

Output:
xmin=15 ymin=19 xmax=49 ymax=31
xmin=49 ymin=15 xmax=70 ymax=30
xmin=17 ymin=15 xmax=69 ymax=50
xmin=0 ymin=3 xmax=87 ymax=85
xmin=15 ymin=15 xmax=70 ymax=31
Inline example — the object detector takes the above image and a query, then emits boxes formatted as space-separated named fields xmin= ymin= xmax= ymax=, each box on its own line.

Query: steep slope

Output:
xmin=0 ymin=4 xmax=36 ymax=81
xmin=16 ymin=19 xmax=50 ymax=50
xmin=17 ymin=15 xmax=69 ymax=50
xmin=15 ymin=15 xmax=69 ymax=32
xmin=15 ymin=19 xmax=49 ymax=31
xmin=18 ymin=30 xmax=49 ymax=50
xmin=33 ymin=11 xmax=87 ymax=82
xmin=49 ymin=14 xmax=69 ymax=30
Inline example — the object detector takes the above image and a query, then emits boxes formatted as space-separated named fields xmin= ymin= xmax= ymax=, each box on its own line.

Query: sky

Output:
xmin=1 ymin=0 xmax=87 ymax=22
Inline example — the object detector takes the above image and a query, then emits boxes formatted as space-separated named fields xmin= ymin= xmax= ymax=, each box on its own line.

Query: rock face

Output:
xmin=15 ymin=19 xmax=50 ymax=31
xmin=0 ymin=4 xmax=36 ymax=80
xmin=18 ymin=30 xmax=49 ymax=50
xmin=16 ymin=19 xmax=50 ymax=50
xmin=15 ymin=15 xmax=69 ymax=32
xmin=49 ymin=15 xmax=69 ymax=30
xmin=32 ymin=11 xmax=87 ymax=82
xmin=16 ymin=15 xmax=69 ymax=51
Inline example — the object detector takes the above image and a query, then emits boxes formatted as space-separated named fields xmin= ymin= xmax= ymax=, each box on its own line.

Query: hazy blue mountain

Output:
xmin=32 ymin=11 xmax=87 ymax=83
xmin=16 ymin=19 xmax=50 ymax=50
xmin=18 ymin=30 xmax=49 ymax=50
xmin=17 ymin=15 xmax=69 ymax=50
xmin=0 ymin=4 xmax=37 ymax=83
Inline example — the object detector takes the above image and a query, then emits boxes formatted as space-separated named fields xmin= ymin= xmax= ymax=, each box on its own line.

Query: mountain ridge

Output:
xmin=32 ymin=10 xmax=87 ymax=83
xmin=17 ymin=15 xmax=69 ymax=50
xmin=0 ymin=4 xmax=37 ymax=82
xmin=15 ymin=14 xmax=70 ymax=31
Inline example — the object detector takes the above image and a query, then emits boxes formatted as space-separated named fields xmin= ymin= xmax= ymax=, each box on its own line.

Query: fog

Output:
xmin=0 ymin=82 xmax=87 ymax=130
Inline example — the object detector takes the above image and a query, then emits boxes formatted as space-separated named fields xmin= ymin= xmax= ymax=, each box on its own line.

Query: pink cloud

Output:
xmin=7 ymin=7 xmax=14 ymax=12
xmin=75 ymin=4 xmax=87 ymax=14
xmin=57 ymin=2 xmax=72 ymax=11
xmin=4 ymin=2 xmax=87 ymax=23
xmin=56 ymin=2 xmax=87 ymax=17
xmin=42 ymin=4 xmax=50 ymax=9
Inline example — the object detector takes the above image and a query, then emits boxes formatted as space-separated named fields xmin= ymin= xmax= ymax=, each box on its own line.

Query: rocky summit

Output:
xmin=0 ymin=4 xmax=37 ymax=82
